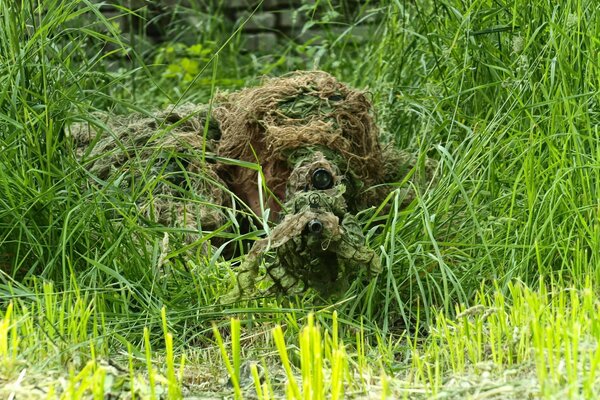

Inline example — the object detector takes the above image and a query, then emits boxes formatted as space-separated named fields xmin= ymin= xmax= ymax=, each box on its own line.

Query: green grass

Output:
xmin=1 ymin=0 xmax=600 ymax=398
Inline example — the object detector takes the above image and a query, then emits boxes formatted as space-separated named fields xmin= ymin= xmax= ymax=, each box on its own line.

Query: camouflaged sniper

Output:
xmin=70 ymin=71 xmax=436 ymax=300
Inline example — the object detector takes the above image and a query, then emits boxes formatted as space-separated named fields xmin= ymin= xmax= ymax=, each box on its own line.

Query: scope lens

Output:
xmin=311 ymin=168 xmax=334 ymax=190
xmin=307 ymin=219 xmax=324 ymax=234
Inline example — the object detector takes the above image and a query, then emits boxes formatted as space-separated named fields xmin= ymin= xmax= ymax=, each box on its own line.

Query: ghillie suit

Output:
xmin=70 ymin=104 xmax=228 ymax=242
xmin=71 ymin=71 xmax=436 ymax=301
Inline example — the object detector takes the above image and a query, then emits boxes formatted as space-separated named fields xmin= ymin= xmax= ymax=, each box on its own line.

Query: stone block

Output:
xmin=225 ymin=0 xmax=298 ymax=10
xmin=244 ymin=32 xmax=279 ymax=52
xmin=295 ymin=28 xmax=324 ymax=44
xmin=278 ymin=9 xmax=304 ymax=29
xmin=266 ymin=0 xmax=302 ymax=8
xmin=228 ymin=0 xmax=279 ymax=9
xmin=237 ymin=11 xmax=276 ymax=31
xmin=296 ymin=25 xmax=375 ymax=44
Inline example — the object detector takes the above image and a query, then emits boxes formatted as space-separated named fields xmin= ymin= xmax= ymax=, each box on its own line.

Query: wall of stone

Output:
xmin=97 ymin=0 xmax=378 ymax=51
xmin=230 ymin=0 xmax=305 ymax=52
